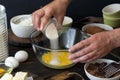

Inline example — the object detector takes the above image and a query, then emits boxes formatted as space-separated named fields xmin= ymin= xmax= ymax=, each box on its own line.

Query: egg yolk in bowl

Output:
xmin=41 ymin=51 xmax=75 ymax=69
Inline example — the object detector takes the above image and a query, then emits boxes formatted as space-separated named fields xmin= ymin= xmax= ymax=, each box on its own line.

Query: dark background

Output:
xmin=0 ymin=0 xmax=120 ymax=28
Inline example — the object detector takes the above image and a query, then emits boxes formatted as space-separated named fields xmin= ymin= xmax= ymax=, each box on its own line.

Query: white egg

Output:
xmin=14 ymin=50 xmax=28 ymax=62
xmin=5 ymin=57 xmax=19 ymax=69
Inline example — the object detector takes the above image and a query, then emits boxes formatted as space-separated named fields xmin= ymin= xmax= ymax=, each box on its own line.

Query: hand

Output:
xmin=69 ymin=31 xmax=117 ymax=63
xmin=32 ymin=0 xmax=70 ymax=31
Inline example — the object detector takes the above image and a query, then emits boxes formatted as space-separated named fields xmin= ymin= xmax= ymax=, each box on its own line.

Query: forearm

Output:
xmin=109 ymin=28 xmax=120 ymax=48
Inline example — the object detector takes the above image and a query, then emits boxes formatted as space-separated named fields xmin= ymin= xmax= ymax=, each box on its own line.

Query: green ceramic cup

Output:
xmin=103 ymin=15 xmax=120 ymax=28
xmin=62 ymin=16 xmax=73 ymax=33
xmin=102 ymin=3 xmax=120 ymax=18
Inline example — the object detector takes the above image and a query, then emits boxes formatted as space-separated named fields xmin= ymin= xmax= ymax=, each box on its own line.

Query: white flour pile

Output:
xmin=17 ymin=17 xmax=33 ymax=26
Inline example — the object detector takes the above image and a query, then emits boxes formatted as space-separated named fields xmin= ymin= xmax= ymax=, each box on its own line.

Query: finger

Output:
xmin=85 ymin=55 xmax=100 ymax=63
xmin=55 ymin=16 xmax=64 ymax=30
xmin=32 ymin=10 xmax=44 ymax=31
xmin=55 ymin=15 xmax=64 ymax=24
xmin=74 ymin=48 xmax=107 ymax=63
xmin=84 ymin=48 xmax=110 ymax=63
xmin=84 ymin=50 xmax=106 ymax=63
xmin=72 ymin=50 xmax=98 ymax=63
xmin=40 ymin=15 xmax=51 ymax=30
xmin=69 ymin=44 xmax=95 ymax=60
xmin=69 ymin=40 xmax=90 ymax=53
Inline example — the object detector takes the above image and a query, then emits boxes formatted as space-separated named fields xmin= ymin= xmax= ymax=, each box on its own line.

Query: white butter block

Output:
xmin=0 ymin=73 xmax=13 ymax=80
xmin=12 ymin=72 xmax=28 ymax=80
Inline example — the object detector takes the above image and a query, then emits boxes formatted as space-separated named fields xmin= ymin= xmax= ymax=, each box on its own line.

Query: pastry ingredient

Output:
xmin=16 ymin=16 xmax=33 ymax=26
xmin=12 ymin=72 xmax=28 ymax=80
xmin=84 ymin=26 xmax=107 ymax=35
xmin=0 ymin=73 xmax=13 ymax=80
xmin=14 ymin=50 xmax=28 ymax=62
xmin=42 ymin=51 xmax=73 ymax=66
xmin=0 ymin=71 xmax=28 ymax=80
xmin=45 ymin=22 xmax=59 ymax=49
xmin=5 ymin=57 xmax=19 ymax=69
xmin=87 ymin=62 xmax=120 ymax=78
xmin=45 ymin=21 xmax=60 ymax=65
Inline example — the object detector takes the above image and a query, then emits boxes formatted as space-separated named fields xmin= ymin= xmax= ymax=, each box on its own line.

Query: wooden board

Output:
xmin=8 ymin=29 xmax=32 ymax=47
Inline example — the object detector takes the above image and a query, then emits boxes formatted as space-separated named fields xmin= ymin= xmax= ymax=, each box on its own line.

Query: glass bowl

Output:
xmin=0 ymin=63 xmax=13 ymax=77
xmin=30 ymin=28 xmax=83 ymax=69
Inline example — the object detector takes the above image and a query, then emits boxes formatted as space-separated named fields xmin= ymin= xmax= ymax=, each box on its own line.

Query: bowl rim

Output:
xmin=84 ymin=58 xmax=120 ymax=79
xmin=10 ymin=14 xmax=33 ymax=27
xmin=62 ymin=16 xmax=73 ymax=26
xmin=102 ymin=3 xmax=120 ymax=14
xmin=82 ymin=23 xmax=113 ymax=31
xmin=82 ymin=23 xmax=113 ymax=36
xmin=30 ymin=30 xmax=68 ymax=52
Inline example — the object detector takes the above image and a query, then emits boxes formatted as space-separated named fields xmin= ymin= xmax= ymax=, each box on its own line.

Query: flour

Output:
xmin=17 ymin=17 xmax=33 ymax=26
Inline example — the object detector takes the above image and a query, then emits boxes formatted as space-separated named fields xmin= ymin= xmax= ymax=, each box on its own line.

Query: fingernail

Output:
xmin=72 ymin=59 xmax=78 ymax=63
xmin=68 ymin=54 xmax=73 ymax=59
xmin=68 ymin=49 xmax=71 ymax=52
xmin=40 ymin=23 xmax=44 ymax=31
xmin=39 ymin=25 xmax=42 ymax=31
xmin=68 ymin=48 xmax=72 ymax=53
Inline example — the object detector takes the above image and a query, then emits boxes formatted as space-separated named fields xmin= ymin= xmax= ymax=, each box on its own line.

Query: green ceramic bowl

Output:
xmin=62 ymin=16 xmax=73 ymax=33
xmin=102 ymin=3 xmax=120 ymax=18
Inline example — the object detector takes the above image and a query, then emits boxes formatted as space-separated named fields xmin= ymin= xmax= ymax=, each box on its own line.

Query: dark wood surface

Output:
xmin=8 ymin=29 xmax=31 ymax=47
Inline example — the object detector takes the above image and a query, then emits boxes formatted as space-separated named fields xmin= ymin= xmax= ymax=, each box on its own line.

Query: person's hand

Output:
xmin=69 ymin=30 xmax=118 ymax=63
xmin=32 ymin=0 xmax=70 ymax=31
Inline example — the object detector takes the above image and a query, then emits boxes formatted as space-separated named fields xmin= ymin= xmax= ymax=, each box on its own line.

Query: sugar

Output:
xmin=45 ymin=22 xmax=59 ymax=49
xmin=45 ymin=22 xmax=60 ymax=65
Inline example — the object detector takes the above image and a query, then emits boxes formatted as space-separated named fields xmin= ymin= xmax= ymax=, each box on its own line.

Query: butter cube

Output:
xmin=13 ymin=72 xmax=28 ymax=80
xmin=0 ymin=73 xmax=13 ymax=80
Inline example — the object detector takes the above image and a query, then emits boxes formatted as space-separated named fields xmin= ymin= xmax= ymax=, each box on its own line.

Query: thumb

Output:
xmin=55 ymin=16 xmax=64 ymax=25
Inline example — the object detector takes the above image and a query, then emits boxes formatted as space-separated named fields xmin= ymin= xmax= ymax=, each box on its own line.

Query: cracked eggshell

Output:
xmin=14 ymin=50 xmax=28 ymax=62
xmin=5 ymin=57 xmax=19 ymax=69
